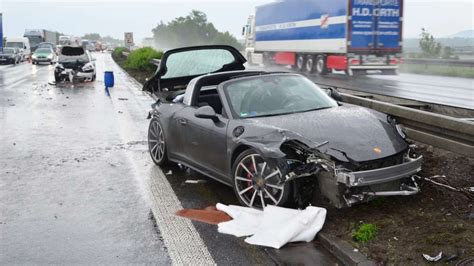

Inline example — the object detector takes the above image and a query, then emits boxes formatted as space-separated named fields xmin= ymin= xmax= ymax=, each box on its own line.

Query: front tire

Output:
xmin=148 ymin=118 xmax=170 ymax=166
xmin=232 ymin=149 xmax=291 ymax=209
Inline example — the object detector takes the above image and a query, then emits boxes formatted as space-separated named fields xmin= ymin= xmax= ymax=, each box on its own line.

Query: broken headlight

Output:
xmin=82 ymin=63 xmax=94 ymax=72
xmin=387 ymin=115 xmax=406 ymax=139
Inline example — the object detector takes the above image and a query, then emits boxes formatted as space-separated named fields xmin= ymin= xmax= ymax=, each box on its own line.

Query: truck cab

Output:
xmin=5 ymin=37 xmax=31 ymax=62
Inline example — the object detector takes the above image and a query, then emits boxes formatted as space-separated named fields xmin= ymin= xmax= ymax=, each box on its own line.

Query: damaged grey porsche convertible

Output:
xmin=144 ymin=45 xmax=423 ymax=208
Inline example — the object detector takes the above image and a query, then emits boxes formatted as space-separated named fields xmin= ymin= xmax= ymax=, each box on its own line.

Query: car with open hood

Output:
xmin=54 ymin=46 xmax=96 ymax=82
xmin=144 ymin=45 xmax=423 ymax=209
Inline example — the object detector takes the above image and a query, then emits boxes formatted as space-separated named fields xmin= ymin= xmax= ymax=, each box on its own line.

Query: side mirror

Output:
xmin=195 ymin=106 xmax=218 ymax=122
xmin=324 ymin=87 xmax=342 ymax=102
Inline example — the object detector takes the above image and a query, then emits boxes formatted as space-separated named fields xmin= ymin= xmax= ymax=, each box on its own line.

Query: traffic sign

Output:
xmin=124 ymin=32 xmax=134 ymax=49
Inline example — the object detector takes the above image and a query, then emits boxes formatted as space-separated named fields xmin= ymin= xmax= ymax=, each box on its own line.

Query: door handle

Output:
xmin=178 ymin=118 xmax=188 ymax=126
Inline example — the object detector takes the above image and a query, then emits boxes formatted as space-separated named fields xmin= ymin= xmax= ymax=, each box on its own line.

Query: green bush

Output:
xmin=352 ymin=223 xmax=378 ymax=243
xmin=112 ymin=47 xmax=129 ymax=59
xmin=124 ymin=47 xmax=163 ymax=72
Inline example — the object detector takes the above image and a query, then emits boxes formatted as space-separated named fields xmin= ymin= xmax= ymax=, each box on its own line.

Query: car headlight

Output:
xmin=32 ymin=54 xmax=37 ymax=59
xmin=387 ymin=115 xmax=406 ymax=139
xmin=395 ymin=124 xmax=406 ymax=139
xmin=82 ymin=63 xmax=94 ymax=72
xmin=47 ymin=54 xmax=53 ymax=59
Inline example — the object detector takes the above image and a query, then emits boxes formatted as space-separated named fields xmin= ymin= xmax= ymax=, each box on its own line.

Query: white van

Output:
xmin=5 ymin=37 xmax=31 ymax=61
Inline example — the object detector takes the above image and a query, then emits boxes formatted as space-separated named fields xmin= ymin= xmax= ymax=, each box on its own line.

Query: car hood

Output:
xmin=246 ymin=104 xmax=408 ymax=162
xmin=34 ymin=52 xmax=51 ymax=57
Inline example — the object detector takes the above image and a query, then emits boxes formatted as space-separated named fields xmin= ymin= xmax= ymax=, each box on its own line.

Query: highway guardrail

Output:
xmin=339 ymin=93 xmax=474 ymax=157
xmin=403 ymin=58 xmax=474 ymax=67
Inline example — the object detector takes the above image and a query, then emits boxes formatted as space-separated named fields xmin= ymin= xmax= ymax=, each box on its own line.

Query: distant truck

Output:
xmin=243 ymin=0 xmax=403 ymax=76
xmin=24 ymin=29 xmax=59 ymax=51
xmin=59 ymin=35 xmax=72 ymax=46
xmin=5 ymin=37 xmax=31 ymax=61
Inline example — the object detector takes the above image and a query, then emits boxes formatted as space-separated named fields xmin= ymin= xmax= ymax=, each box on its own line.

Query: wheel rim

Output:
xmin=149 ymin=120 xmax=165 ymax=163
xmin=234 ymin=153 xmax=285 ymax=208
xmin=297 ymin=56 xmax=304 ymax=70
xmin=316 ymin=59 xmax=324 ymax=73
xmin=306 ymin=58 xmax=314 ymax=72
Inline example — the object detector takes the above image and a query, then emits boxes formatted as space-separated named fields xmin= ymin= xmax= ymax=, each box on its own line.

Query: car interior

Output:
xmin=190 ymin=71 xmax=266 ymax=116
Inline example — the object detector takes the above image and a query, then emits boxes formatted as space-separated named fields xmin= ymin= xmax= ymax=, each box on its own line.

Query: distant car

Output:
xmin=37 ymin=42 xmax=57 ymax=53
xmin=0 ymin=47 xmax=22 ymax=65
xmin=144 ymin=45 xmax=423 ymax=209
xmin=32 ymin=48 xmax=57 ymax=65
xmin=54 ymin=46 xmax=96 ymax=82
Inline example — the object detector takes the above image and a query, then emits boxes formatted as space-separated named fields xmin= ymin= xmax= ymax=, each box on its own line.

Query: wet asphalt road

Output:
xmin=0 ymin=57 xmax=170 ymax=264
xmin=0 ymin=54 xmax=339 ymax=265
xmin=249 ymin=65 xmax=474 ymax=110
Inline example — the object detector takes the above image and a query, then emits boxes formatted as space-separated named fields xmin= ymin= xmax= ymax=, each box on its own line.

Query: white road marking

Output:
xmin=105 ymin=54 xmax=216 ymax=265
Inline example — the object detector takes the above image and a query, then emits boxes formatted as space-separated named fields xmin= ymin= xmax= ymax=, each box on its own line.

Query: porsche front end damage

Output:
xmin=284 ymin=146 xmax=423 ymax=208
xmin=239 ymin=130 xmax=423 ymax=208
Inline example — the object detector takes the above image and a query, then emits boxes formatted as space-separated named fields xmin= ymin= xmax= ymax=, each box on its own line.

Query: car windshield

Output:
xmin=6 ymin=42 xmax=23 ymax=48
xmin=2 ymin=48 xmax=15 ymax=54
xmin=36 ymin=48 xmax=52 ymax=54
xmin=162 ymin=49 xmax=236 ymax=79
xmin=224 ymin=74 xmax=338 ymax=118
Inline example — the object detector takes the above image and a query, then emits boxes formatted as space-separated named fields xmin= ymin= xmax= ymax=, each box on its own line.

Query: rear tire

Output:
xmin=296 ymin=55 xmax=305 ymax=72
xmin=232 ymin=149 xmax=291 ymax=209
xmin=305 ymin=55 xmax=315 ymax=73
xmin=148 ymin=118 xmax=172 ymax=166
xmin=315 ymin=55 xmax=328 ymax=75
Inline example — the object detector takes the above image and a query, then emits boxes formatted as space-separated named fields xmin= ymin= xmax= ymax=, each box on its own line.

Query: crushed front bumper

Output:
xmin=336 ymin=156 xmax=423 ymax=187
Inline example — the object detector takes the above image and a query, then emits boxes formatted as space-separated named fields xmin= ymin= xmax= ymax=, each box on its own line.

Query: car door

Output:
xmin=182 ymin=107 xmax=229 ymax=180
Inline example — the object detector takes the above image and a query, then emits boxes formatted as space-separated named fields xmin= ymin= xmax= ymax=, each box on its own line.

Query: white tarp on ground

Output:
xmin=216 ymin=203 xmax=327 ymax=249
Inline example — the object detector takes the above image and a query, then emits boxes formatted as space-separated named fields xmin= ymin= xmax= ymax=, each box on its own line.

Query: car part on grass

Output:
xmin=418 ymin=175 xmax=474 ymax=200
xmin=423 ymin=252 xmax=443 ymax=262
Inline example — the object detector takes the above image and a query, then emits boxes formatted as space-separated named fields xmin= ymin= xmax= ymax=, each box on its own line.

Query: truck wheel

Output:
xmin=296 ymin=55 xmax=305 ymax=72
xmin=315 ymin=55 xmax=328 ymax=75
xmin=305 ymin=56 xmax=315 ymax=73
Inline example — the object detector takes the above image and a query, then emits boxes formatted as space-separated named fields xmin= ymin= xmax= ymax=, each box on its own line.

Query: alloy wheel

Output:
xmin=148 ymin=120 xmax=166 ymax=163
xmin=234 ymin=153 xmax=286 ymax=208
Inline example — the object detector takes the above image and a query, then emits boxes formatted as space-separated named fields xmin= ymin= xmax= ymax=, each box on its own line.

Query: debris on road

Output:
xmin=185 ymin=179 xmax=207 ymax=184
xmin=175 ymin=206 xmax=231 ymax=225
xmin=422 ymin=252 xmax=443 ymax=262
xmin=217 ymin=204 xmax=327 ymax=249
xmin=118 ymin=98 xmax=129 ymax=101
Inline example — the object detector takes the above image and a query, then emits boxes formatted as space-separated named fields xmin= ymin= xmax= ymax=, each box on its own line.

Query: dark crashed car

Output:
xmin=143 ymin=45 xmax=423 ymax=209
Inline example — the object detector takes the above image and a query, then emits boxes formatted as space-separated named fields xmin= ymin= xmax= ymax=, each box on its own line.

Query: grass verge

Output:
xmin=112 ymin=47 xmax=161 ymax=84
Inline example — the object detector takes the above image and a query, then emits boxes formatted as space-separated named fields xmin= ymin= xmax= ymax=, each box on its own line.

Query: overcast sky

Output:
xmin=1 ymin=0 xmax=473 ymax=44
